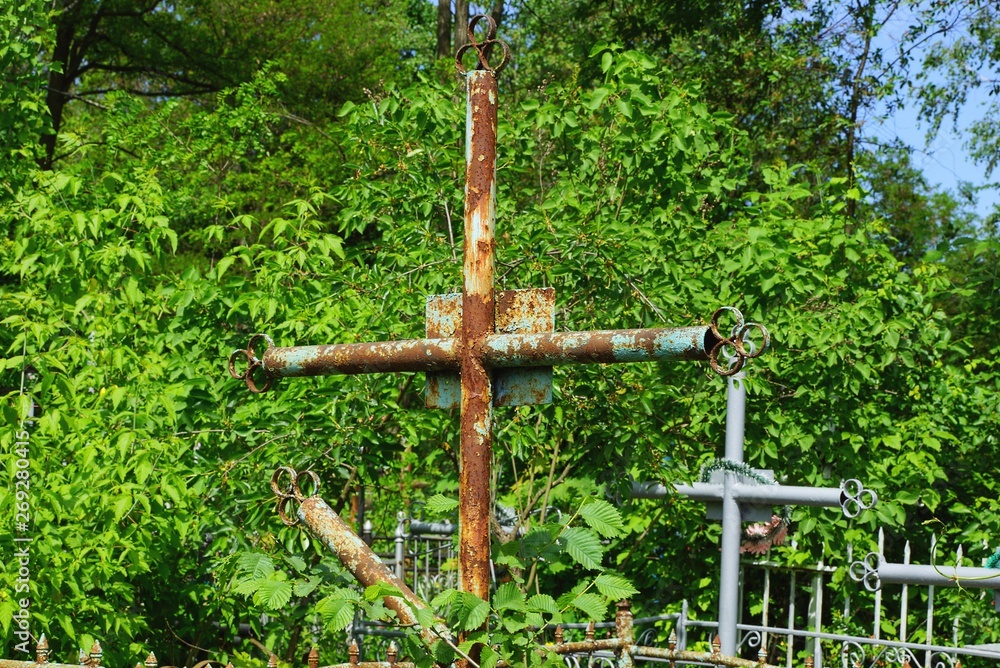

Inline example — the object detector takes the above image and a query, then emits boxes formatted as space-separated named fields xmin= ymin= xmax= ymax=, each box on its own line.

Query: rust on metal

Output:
xmin=483 ymin=326 xmax=715 ymax=366
xmin=426 ymin=288 xmax=556 ymax=408
xmin=308 ymin=648 xmax=319 ymax=668
xmin=263 ymin=339 xmax=458 ymax=378
xmin=458 ymin=32 xmax=500 ymax=616
xmin=37 ymin=635 xmax=49 ymax=664
xmin=454 ymin=15 xmax=510 ymax=74
xmin=615 ymin=600 xmax=635 ymax=668
xmin=271 ymin=468 xmax=450 ymax=650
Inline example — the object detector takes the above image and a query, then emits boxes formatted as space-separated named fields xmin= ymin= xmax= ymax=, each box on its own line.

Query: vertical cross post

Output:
xmin=460 ymin=59 xmax=499 ymax=602
xmin=719 ymin=370 xmax=746 ymax=656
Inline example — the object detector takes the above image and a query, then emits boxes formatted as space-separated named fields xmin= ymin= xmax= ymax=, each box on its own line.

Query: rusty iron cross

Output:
xmin=229 ymin=16 xmax=768 ymax=606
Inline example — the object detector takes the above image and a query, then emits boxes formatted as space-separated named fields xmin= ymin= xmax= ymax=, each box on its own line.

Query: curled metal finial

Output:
xmin=455 ymin=15 xmax=510 ymax=74
xmin=271 ymin=467 xmax=322 ymax=526
xmin=708 ymin=307 xmax=770 ymax=377
xmin=840 ymin=479 xmax=878 ymax=518
xmin=849 ymin=552 xmax=883 ymax=592
xmin=228 ymin=333 xmax=275 ymax=393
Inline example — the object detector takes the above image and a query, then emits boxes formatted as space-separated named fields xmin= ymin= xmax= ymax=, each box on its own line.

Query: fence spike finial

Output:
xmin=267 ymin=655 xmax=278 ymax=668
xmin=90 ymin=640 xmax=102 ymax=667
xmin=308 ymin=647 xmax=319 ymax=668
xmin=387 ymin=642 xmax=397 ymax=667
xmin=758 ymin=647 xmax=767 ymax=664
xmin=348 ymin=641 xmax=359 ymax=666
xmin=555 ymin=625 xmax=564 ymax=645
xmin=585 ymin=622 xmax=595 ymax=642
xmin=145 ymin=652 xmax=158 ymax=668
xmin=804 ymin=657 xmax=814 ymax=668
xmin=711 ymin=635 xmax=721 ymax=655
xmin=79 ymin=649 xmax=88 ymax=666
xmin=36 ymin=634 xmax=50 ymax=664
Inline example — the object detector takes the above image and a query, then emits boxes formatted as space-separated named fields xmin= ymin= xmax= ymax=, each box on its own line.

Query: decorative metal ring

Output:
xmin=270 ymin=466 xmax=298 ymax=498
xmin=455 ymin=15 xmax=510 ymax=74
xmin=229 ymin=333 xmax=276 ymax=393
xmin=293 ymin=469 xmax=321 ymax=500
xmin=228 ymin=348 xmax=255 ymax=381
xmin=849 ymin=552 xmax=883 ymax=592
xmin=277 ymin=495 xmax=300 ymax=527
xmin=708 ymin=307 xmax=770 ymax=377
xmin=840 ymin=479 xmax=878 ymax=518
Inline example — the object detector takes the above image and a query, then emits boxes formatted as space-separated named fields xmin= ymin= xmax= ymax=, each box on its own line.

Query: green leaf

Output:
xmin=293 ymin=575 xmax=321 ymax=596
xmin=593 ymin=573 xmax=638 ymax=600
xmin=216 ymin=255 xmax=235 ymax=280
xmin=238 ymin=553 xmax=274 ymax=580
xmin=431 ymin=588 xmax=460 ymax=607
xmin=570 ymin=593 xmax=607 ymax=621
xmin=317 ymin=596 xmax=356 ymax=631
xmin=526 ymin=594 xmax=560 ymax=616
xmin=493 ymin=582 xmax=526 ymax=613
xmin=579 ymin=500 xmax=626 ymax=538
xmin=254 ymin=579 xmax=293 ymax=609
xmin=424 ymin=493 xmax=459 ymax=516
xmin=459 ymin=593 xmax=490 ymax=631
xmin=365 ymin=582 xmax=403 ymax=602
xmin=561 ymin=527 xmax=604 ymax=569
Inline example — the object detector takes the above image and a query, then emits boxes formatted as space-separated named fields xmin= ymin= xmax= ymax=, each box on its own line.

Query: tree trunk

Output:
xmin=453 ymin=0 xmax=469 ymax=52
xmin=436 ymin=0 xmax=452 ymax=60
xmin=40 ymin=23 xmax=75 ymax=170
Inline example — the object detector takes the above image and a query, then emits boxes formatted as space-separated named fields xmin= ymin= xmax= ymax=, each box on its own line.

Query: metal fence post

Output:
xmin=719 ymin=370 xmax=747 ymax=656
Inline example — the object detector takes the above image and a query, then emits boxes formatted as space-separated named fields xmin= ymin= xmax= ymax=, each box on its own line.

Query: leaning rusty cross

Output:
xmin=229 ymin=15 xmax=768 ymax=606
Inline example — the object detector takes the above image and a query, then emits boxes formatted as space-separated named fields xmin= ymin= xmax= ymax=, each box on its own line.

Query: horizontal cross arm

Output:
xmin=632 ymin=478 xmax=877 ymax=518
xmin=250 ymin=325 xmax=719 ymax=380
xmin=636 ymin=482 xmax=843 ymax=507
xmin=852 ymin=551 xmax=1000 ymax=601
xmin=483 ymin=326 xmax=716 ymax=366
xmin=263 ymin=338 xmax=459 ymax=377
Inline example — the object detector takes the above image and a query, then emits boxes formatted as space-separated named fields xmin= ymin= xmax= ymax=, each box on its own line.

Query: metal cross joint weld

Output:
xmin=455 ymin=14 xmax=510 ymax=74
xmin=840 ymin=478 xmax=878 ymax=518
xmin=708 ymin=306 xmax=770 ymax=377
xmin=228 ymin=333 xmax=275 ymax=393
xmin=271 ymin=467 xmax=321 ymax=526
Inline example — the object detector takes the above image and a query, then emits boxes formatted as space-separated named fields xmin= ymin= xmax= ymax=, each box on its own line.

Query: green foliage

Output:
xmin=1 ymin=15 xmax=1000 ymax=668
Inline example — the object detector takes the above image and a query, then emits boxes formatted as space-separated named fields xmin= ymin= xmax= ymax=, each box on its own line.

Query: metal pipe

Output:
xmin=409 ymin=520 xmax=456 ymax=535
xmin=615 ymin=601 xmax=634 ymax=668
xmin=718 ymin=372 xmax=746 ymax=656
xmin=260 ymin=325 xmax=715 ymax=380
xmin=459 ymin=65 xmax=497 ymax=612
xmin=298 ymin=498 xmax=425 ymax=620
xmin=483 ymin=327 xmax=715 ymax=366
xmin=900 ymin=541 xmax=910 ymax=642
xmin=635 ymin=482 xmax=848 ymax=508
xmin=263 ymin=339 xmax=458 ymax=377
xmin=873 ymin=562 xmax=1000 ymax=589
xmin=925 ymin=534 xmax=936 ymax=668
